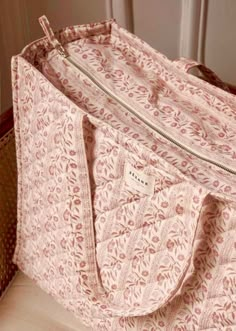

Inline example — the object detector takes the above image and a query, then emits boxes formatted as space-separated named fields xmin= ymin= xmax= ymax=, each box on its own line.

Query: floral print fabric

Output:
xmin=12 ymin=18 xmax=236 ymax=330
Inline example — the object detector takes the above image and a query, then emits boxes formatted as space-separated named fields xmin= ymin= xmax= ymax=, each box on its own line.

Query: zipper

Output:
xmin=59 ymin=49 xmax=236 ymax=176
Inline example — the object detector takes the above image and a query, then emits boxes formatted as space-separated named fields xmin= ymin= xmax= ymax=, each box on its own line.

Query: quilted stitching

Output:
xmin=12 ymin=18 xmax=236 ymax=330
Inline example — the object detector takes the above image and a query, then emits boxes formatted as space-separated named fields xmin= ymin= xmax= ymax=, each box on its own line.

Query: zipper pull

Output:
xmin=38 ymin=15 xmax=68 ymax=58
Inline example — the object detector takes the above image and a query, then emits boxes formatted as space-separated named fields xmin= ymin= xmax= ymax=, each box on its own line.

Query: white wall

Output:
xmin=205 ymin=0 xmax=236 ymax=85
xmin=133 ymin=0 xmax=182 ymax=60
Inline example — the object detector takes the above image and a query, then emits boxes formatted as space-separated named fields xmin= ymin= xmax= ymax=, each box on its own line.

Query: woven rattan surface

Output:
xmin=0 ymin=129 xmax=17 ymax=298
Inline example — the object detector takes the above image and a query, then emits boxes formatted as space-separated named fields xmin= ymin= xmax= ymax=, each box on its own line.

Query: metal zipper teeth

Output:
xmin=65 ymin=55 xmax=236 ymax=176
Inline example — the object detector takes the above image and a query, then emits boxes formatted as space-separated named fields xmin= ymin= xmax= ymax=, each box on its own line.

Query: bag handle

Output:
xmin=173 ymin=57 xmax=230 ymax=92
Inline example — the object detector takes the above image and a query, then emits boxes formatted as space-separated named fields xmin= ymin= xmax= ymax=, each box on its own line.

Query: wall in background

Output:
xmin=1 ymin=0 xmax=236 ymax=115
xmin=205 ymin=0 xmax=236 ymax=84
xmin=1 ymin=0 xmax=30 ymax=115
xmin=25 ymin=0 xmax=108 ymax=40
xmin=133 ymin=0 xmax=181 ymax=59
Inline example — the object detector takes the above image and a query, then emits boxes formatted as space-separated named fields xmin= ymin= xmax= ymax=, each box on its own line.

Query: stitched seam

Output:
xmin=96 ymin=213 xmax=182 ymax=245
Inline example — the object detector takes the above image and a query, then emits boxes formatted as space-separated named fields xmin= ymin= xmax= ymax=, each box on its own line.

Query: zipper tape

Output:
xmin=65 ymin=56 xmax=236 ymax=176
xmin=38 ymin=15 xmax=236 ymax=176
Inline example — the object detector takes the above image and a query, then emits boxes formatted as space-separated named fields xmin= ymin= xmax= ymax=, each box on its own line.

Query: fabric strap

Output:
xmin=173 ymin=57 xmax=230 ymax=92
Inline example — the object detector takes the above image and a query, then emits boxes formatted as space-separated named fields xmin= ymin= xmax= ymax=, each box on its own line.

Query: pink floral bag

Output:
xmin=12 ymin=16 xmax=236 ymax=330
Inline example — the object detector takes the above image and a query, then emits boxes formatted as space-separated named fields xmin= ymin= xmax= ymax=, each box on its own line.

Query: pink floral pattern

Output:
xmin=12 ymin=17 xmax=236 ymax=330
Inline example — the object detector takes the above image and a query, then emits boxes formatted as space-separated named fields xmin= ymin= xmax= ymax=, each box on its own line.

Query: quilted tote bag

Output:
xmin=12 ymin=16 xmax=236 ymax=330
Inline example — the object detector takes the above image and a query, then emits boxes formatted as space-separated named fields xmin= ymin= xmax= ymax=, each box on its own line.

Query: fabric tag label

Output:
xmin=124 ymin=163 xmax=155 ymax=195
